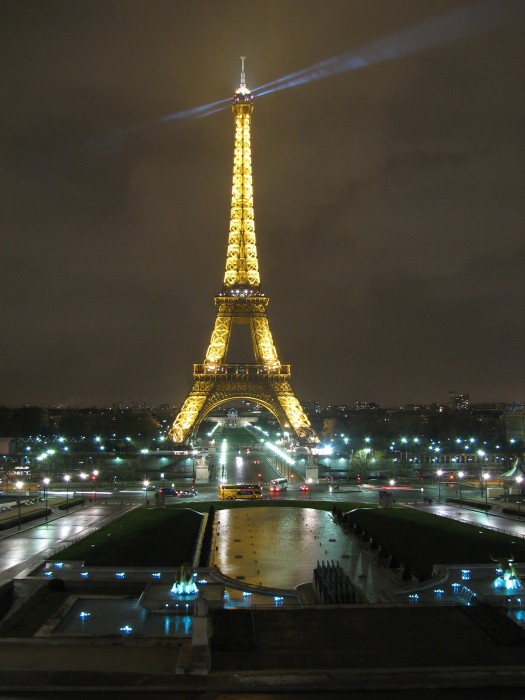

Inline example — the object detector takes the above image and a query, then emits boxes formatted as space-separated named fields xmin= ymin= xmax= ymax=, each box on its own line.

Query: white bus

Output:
xmin=269 ymin=477 xmax=288 ymax=492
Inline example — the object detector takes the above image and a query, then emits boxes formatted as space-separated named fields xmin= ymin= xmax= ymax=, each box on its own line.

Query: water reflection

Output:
xmin=214 ymin=506 xmax=394 ymax=599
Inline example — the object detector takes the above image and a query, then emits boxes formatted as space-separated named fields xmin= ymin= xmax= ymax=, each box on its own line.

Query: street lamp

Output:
xmin=79 ymin=472 xmax=87 ymax=507
xmin=477 ymin=450 xmax=486 ymax=496
xmin=143 ymin=480 xmax=149 ymax=506
xmin=64 ymin=474 xmax=70 ymax=512
xmin=458 ymin=471 xmax=464 ymax=509
xmin=437 ymin=469 xmax=443 ymax=503
xmin=15 ymin=480 xmax=24 ymax=531
xmin=191 ymin=455 xmax=196 ymax=486
xmin=516 ymin=475 xmax=523 ymax=518
xmin=363 ymin=448 xmax=371 ymax=482
xmin=92 ymin=470 xmax=99 ymax=503
xmin=42 ymin=477 xmax=50 ymax=522
xmin=483 ymin=472 xmax=490 ymax=513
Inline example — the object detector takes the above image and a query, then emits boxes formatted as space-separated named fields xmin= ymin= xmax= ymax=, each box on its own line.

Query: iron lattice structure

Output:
xmin=168 ymin=66 xmax=318 ymax=445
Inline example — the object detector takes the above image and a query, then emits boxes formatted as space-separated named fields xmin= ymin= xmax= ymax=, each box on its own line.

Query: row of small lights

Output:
xmin=436 ymin=468 xmax=523 ymax=485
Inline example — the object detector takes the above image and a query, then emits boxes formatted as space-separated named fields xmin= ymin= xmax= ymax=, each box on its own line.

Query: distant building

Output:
xmin=354 ymin=402 xmax=379 ymax=411
xmin=449 ymin=392 xmax=469 ymax=410
xmin=504 ymin=405 xmax=525 ymax=442
xmin=302 ymin=401 xmax=321 ymax=415
xmin=0 ymin=438 xmax=16 ymax=456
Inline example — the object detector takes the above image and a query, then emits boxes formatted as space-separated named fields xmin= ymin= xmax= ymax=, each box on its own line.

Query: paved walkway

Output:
xmin=410 ymin=499 xmax=525 ymax=539
xmin=0 ymin=503 xmax=137 ymax=578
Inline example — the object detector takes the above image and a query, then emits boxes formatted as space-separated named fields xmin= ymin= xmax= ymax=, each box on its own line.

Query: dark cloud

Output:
xmin=1 ymin=0 xmax=523 ymax=408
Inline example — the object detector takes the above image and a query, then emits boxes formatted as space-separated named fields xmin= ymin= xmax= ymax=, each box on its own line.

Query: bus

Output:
xmin=218 ymin=483 xmax=263 ymax=500
xmin=269 ymin=478 xmax=288 ymax=492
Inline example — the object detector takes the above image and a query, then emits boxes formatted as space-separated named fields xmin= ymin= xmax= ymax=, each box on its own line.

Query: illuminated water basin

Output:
xmin=53 ymin=597 xmax=192 ymax=637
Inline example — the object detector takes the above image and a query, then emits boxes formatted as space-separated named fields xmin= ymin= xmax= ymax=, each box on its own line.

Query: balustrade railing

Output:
xmin=194 ymin=363 xmax=290 ymax=377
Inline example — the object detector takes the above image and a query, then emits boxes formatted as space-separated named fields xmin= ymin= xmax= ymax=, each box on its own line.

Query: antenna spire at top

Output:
xmin=240 ymin=56 xmax=246 ymax=88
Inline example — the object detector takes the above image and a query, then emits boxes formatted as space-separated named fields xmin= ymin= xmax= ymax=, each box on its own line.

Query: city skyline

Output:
xmin=2 ymin=1 xmax=524 ymax=408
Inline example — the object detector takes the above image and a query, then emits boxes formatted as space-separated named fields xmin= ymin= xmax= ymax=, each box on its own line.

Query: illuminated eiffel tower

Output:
xmin=169 ymin=60 xmax=318 ymax=446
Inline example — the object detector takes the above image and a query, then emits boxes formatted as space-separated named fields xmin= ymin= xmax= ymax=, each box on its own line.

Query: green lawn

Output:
xmin=52 ymin=507 xmax=203 ymax=566
xmin=348 ymin=507 xmax=525 ymax=580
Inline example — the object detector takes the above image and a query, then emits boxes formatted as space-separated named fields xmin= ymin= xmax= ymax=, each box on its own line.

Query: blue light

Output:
xmin=115 ymin=572 xmax=125 ymax=579
xmin=461 ymin=569 xmax=471 ymax=581
xmin=79 ymin=611 xmax=91 ymax=619
xmin=80 ymin=572 xmax=89 ymax=578
xmin=120 ymin=625 xmax=133 ymax=634
xmin=54 ymin=562 xmax=64 ymax=569
xmin=44 ymin=571 xmax=53 ymax=578
xmin=151 ymin=572 xmax=161 ymax=579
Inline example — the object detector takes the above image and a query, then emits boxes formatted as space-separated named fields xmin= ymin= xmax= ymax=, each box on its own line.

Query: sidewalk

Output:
xmin=408 ymin=498 xmax=525 ymax=539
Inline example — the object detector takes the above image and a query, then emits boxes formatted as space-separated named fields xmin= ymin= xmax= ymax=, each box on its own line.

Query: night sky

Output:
xmin=2 ymin=0 xmax=524 ymax=409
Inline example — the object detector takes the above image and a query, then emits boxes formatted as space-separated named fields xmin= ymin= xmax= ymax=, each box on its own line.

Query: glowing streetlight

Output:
xmin=64 ymin=474 xmax=71 ymax=512
xmin=79 ymin=472 xmax=87 ymax=507
xmin=477 ymin=450 xmax=486 ymax=496
xmin=42 ymin=477 xmax=50 ymax=522
xmin=92 ymin=470 xmax=99 ymax=503
xmin=483 ymin=472 xmax=491 ymax=513
xmin=458 ymin=471 xmax=464 ymax=509
xmin=143 ymin=480 xmax=149 ymax=506
xmin=363 ymin=447 xmax=371 ymax=482
xmin=15 ymin=480 xmax=24 ymax=531
xmin=437 ymin=469 xmax=444 ymax=503
xmin=516 ymin=475 xmax=523 ymax=518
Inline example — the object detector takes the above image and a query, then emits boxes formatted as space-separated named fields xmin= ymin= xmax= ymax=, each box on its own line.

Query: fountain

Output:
xmin=170 ymin=564 xmax=199 ymax=596
xmin=492 ymin=556 xmax=523 ymax=592
xmin=139 ymin=566 xmax=224 ymax=614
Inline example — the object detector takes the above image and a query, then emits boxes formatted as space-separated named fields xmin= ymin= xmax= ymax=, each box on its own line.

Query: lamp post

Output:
xmin=516 ymin=475 xmax=523 ymax=518
xmin=363 ymin=448 xmax=371 ymax=483
xmin=64 ymin=474 xmax=70 ymax=512
xmin=42 ymin=477 xmax=50 ymax=522
xmin=143 ymin=480 xmax=149 ymax=507
xmin=477 ymin=450 xmax=486 ymax=496
xmin=15 ymin=480 xmax=24 ymax=531
xmin=458 ymin=471 xmax=464 ymax=509
xmin=483 ymin=472 xmax=490 ymax=513
xmin=79 ymin=472 xmax=87 ymax=507
xmin=437 ymin=469 xmax=443 ymax=503
xmin=92 ymin=470 xmax=98 ymax=503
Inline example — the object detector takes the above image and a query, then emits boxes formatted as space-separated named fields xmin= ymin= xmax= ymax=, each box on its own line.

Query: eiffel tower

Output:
xmin=169 ymin=60 xmax=318 ymax=446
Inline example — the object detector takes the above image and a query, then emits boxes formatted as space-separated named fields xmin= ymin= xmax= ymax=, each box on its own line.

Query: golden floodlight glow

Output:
xmin=168 ymin=60 xmax=318 ymax=445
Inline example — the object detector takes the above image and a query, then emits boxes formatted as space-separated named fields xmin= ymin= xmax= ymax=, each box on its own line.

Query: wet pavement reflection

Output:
xmin=0 ymin=504 xmax=136 ymax=577
xmin=214 ymin=507 xmax=401 ymax=601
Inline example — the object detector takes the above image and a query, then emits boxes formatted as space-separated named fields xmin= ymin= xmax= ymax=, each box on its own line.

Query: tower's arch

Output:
xmin=189 ymin=394 xmax=290 ymax=441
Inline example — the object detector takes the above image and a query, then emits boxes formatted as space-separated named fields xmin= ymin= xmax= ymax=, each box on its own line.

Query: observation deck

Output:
xmin=194 ymin=363 xmax=291 ymax=379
